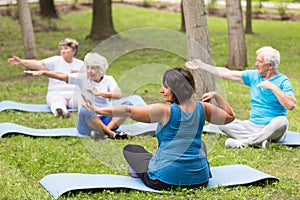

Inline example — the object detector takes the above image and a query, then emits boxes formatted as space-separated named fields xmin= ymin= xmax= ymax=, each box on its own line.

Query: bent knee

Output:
xmin=78 ymin=107 xmax=97 ymax=122
xmin=271 ymin=116 xmax=288 ymax=127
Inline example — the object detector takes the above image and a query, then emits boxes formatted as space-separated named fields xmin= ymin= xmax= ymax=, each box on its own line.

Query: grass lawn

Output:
xmin=0 ymin=2 xmax=299 ymax=200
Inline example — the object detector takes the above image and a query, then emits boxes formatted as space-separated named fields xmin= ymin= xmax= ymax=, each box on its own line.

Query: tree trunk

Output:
xmin=88 ymin=0 xmax=117 ymax=41
xmin=180 ymin=0 xmax=186 ymax=32
xmin=17 ymin=0 xmax=37 ymax=59
xmin=245 ymin=0 xmax=252 ymax=34
xmin=182 ymin=0 xmax=215 ymax=98
xmin=39 ymin=0 xmax=59 ymax=18
xmin=225 ymin=0 xmax=247 ymax=69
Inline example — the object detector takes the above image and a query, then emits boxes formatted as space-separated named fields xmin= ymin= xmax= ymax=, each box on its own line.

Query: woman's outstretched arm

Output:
xmin=24 ymin=70 xmax=69 ymax=82
xmin=81 ymin=94 xmax=170 ymax=124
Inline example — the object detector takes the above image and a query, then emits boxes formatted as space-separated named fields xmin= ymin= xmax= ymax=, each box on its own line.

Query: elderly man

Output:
xmin=186 ymin=46 xmax=296 ymax=148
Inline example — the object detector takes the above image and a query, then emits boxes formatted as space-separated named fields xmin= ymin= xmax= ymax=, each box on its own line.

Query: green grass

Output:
xmin=0 ymin=3 xmax=300 ymax=200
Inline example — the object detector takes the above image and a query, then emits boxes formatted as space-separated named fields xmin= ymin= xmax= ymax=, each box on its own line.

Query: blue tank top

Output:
xmin=148 ymin=102 xmax=212 ymax=185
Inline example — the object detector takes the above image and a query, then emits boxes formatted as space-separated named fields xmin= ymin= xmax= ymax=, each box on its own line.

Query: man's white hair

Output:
xmin=84 ymin=52 xmax=109 ymax=76
xmin=256 ymin=46 xmax=280 ymax=69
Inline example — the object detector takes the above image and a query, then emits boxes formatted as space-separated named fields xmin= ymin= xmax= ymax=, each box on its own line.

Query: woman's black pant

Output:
xmin=123 ymin=144 xmax=208 ymax=190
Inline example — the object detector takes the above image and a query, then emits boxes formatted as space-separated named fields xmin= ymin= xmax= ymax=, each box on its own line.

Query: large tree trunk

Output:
xmin=245 ymin=0 xmax=253 ymax=34
xmin=182 ymin=0 xmax=215 ymax=98
xmin=39 ymin=0 xmax=59 ymax=18
xmin=88 ymin=0 xmax=117 ymax=41
xmin=17 ymin=0 xmax=37 ymax=59
xmin=225 ymin=0 xmax=247 ymax=69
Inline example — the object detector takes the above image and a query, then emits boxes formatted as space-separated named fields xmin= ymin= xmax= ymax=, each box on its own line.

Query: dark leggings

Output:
xmin=123 ymin=144 xmax=208 ymax=191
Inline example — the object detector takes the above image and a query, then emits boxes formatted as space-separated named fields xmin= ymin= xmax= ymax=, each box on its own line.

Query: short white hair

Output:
xmin=84 ymin=52 xmax=109 ymax=75
xmin=256 ymin=46 xmax=280 ymax=69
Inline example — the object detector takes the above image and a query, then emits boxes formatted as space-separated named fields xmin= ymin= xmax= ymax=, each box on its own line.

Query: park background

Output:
xmin=0 ymin=0 xmax=299 ymax=199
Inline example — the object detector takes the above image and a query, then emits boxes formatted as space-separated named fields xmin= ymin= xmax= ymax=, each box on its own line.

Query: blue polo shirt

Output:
xmin=242 ymin=70 xmax=294 ymax=125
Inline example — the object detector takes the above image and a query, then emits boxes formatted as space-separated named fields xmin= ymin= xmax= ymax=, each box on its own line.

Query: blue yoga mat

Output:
xmin=203 ymin=124 xmax=300 ymax=146
xmin=0 ymin=122 xmax=83 ymax=138
xmin=110 ymin=95 xmax=147 ymax=106
xmin=0 ymin=121 xmax=157 ymax=138
xmin=280 ymin=131 xmax=300 ymax=145
xmin=207 ymin=164 xmax=278 ymax=188
xmin=117 ymin=122 xmax=157 ymax=136
xmin=40 ymin=164 xmax=278 ymax=199
xmin=0 ymin=100 xmax=75 ymax=113
xmin=0 ymin=95 xmax=147 ymax=113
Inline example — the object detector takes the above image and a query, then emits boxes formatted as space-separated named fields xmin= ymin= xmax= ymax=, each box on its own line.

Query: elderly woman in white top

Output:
xmin=8 ymin=38 xmax=84 ymax=118
xmin=25 ymin=52 xmax=129 ymax=139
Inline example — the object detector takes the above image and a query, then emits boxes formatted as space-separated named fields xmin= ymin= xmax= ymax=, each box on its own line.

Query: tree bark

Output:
xmin=180 ymin=0 xmax=186 ymax=32
xmin=88 ymin=0 xmax=117 ymax=41
xmin=225 ymin=0 xmax=247 ymax=69
xmin=39 ymin=0 xmax=59 ymax=18
xmin=182 ymin=0 xmax=215 ymax=98
xmin=17 ymin=0 xmax=37 ymax=59
xmin=245 ymin=0 xmax=253 ymax=34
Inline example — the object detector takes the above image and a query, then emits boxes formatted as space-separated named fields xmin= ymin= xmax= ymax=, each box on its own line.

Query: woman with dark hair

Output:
xmin=82 ymin=67 xmax=235 ymax=190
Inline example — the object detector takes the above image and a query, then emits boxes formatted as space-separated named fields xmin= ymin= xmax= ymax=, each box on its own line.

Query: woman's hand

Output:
xmin=200 ymin=91 xmax=217 ymax=102
xmin=8 ymin=56 xmax=22 ymax=65
xmin=85 ymin=86 xmax=97 ymax=94
xmin=185 ymin=59 xmax=204 ymax=70
xmin=81 ymin=94 xmax=96 ymax=112
xmin=24 ymin=70 xmax=45 ymax=76
xmin=71 ymin=69 xmax=80 ymax=73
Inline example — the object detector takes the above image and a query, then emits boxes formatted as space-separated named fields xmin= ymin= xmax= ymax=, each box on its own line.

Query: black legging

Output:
xmin=123 ymin=144 xmax=208 ymax=190
xmin=123 ymin=144 xmax=172 ymax=190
